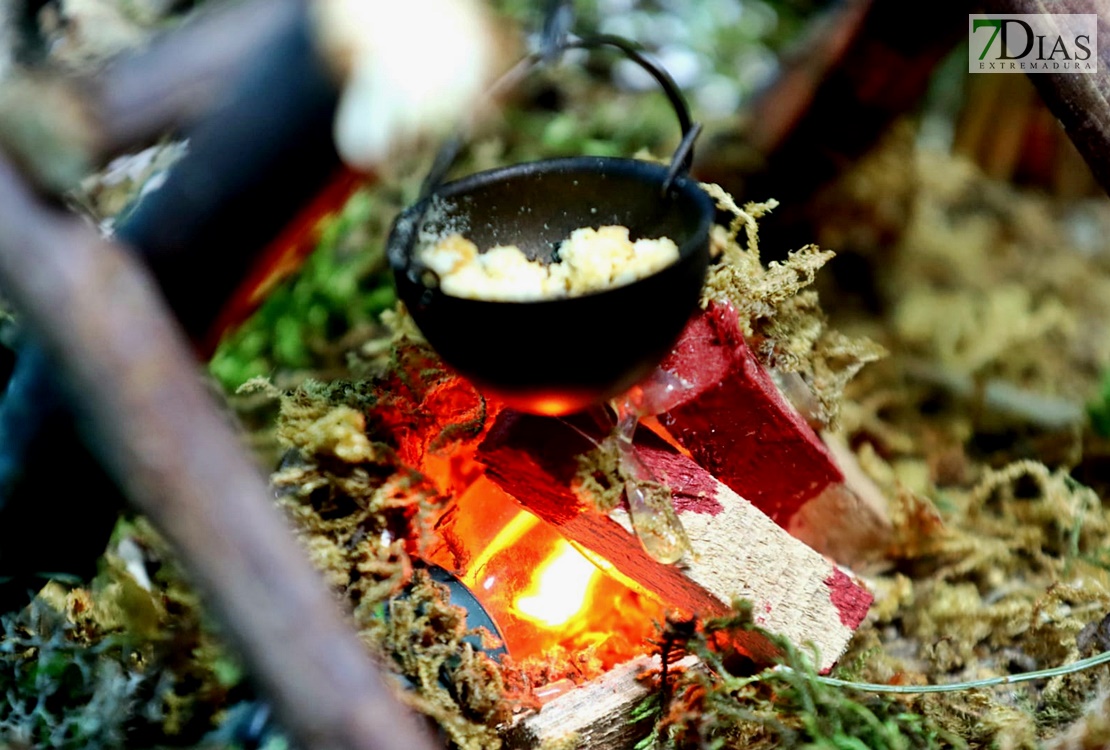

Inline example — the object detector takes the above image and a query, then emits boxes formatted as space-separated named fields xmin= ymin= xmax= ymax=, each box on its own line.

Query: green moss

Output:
xmin=1087 ymin=370 xmax=1110 ymax=437
xmin=646 ymin=602 xmax=965 ymax=750
xmin=0 ymin=519 xmax=236 ymax=749
xmin=209 ymin=188 xmax=400 ymax=390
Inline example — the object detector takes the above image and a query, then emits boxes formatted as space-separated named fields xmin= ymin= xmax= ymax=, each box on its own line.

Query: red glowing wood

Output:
xmin=656 ymin=302 xmax=844 ymax=528
xmin=477 ymin=412 xmax=872 ymax=671
xmin=478 ymin=413 xmax=738 ymax=622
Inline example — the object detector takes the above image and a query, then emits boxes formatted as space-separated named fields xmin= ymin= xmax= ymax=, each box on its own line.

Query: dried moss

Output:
xmin=820 ymin=457 xmax=1110 ymax=748
xmin=699 ymin=186 xmax=885 ymax=427
xmin=0 ymin=518 xmax=236 ymax=749
xmin=366 ymin=570 xmax=510 ymax=750
xmin=870 ymin=147 xmax=1110 ymax=405
xmin=641 ymin=601 xmax=962 ymax=750
xmin=575 ymin=437 xmax=645 ymax=513
xmin=266 ymin=356 xmax=521 ymax=745
xmin=805 ymin=135 xmax=1110 ymax=749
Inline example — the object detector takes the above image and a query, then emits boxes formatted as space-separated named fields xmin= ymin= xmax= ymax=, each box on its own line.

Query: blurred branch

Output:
xmin=0 ymin=152 xmax=435 ymax=750
xmin=982 ymin=0 xmax=1110 ymax=197
xmin=0 ymin=0 xmax=308 ymax=191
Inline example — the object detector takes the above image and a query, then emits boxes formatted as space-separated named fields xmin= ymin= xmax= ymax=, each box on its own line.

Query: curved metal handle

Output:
xmin=419 ymin=32 xmax=701 ymax=199
xmin=567 ymin=34 xmax=695 ymax=145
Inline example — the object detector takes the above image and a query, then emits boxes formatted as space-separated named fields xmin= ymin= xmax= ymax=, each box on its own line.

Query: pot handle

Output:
xmin=418 ymin=32 xmax=702 ymax=200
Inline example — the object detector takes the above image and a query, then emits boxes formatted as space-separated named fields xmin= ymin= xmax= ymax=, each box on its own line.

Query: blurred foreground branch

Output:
xmin=0 ymin=154 xmax=435 ymax=750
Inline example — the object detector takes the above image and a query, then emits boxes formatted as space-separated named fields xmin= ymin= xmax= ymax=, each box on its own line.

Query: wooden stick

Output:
xmin=504 ymin=655 xmax=699 ymax=750
xmin=982 ymin=0 xmax=1110 ymax=197
xmin=0 ymin=153 xmax=437 ymax=750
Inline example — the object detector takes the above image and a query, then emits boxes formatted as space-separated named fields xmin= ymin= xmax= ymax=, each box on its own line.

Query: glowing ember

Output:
xmin=425 ymin=476 xmax=665 ymax=668
xmin=512 ymin=539 xmax=598 ymax=628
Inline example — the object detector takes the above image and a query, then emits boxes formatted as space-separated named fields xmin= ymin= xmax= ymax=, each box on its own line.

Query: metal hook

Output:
xmin=663 ymin=122 xmax=702 ymax=194
xmin=565 ymin=34 xmax=701 ymax=179
xmin=417 ymin=32 xmax=701 ymax=203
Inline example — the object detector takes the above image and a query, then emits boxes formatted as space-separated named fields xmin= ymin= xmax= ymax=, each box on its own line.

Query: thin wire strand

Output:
xmin=796 ymin=649 xmax=1110 ymax=694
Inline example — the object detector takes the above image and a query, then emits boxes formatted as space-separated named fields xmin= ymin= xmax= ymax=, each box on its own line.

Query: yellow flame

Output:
xmin=461 ymin=510 xmax=539 ymax=589
xmin=513 ymin=539 xmax=600 ymax=629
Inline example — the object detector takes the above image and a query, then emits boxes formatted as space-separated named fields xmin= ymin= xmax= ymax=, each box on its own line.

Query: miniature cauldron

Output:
xmin=387 ymin=36 xmax=714 ymax=415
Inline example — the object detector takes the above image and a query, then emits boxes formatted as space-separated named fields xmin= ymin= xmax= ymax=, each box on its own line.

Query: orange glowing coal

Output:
xmin=426 ymin=475 xmax=664 ymax=667
xmin=380 ymin=324 xmax=669 ymax=680
xmin=513 ymin=538 xmax=598 ymax=628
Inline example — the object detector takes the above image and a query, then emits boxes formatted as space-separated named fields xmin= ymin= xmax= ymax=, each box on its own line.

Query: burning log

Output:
xmin=478 ymin=411 xmax=872 ymax=674
xmin=655 ymin=302 xmax=891 ymax=566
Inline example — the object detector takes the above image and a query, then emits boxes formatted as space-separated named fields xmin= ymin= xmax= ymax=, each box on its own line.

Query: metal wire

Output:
xmin=801 ymin=649 xmax=1110 ymax=694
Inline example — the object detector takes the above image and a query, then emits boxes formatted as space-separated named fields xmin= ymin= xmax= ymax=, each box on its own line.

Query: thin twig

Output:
xmin=812 ymin=648 xmax=1110 ymax=693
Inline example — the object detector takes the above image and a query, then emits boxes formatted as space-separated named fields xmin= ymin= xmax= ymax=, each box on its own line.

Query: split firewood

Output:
xmin=504 ymin=654 xmax=699 ymax=750
xmin=653 ymin=302 xmax=892 ymax=566
xmin=478 ymin=411 xmax=872 ymax=673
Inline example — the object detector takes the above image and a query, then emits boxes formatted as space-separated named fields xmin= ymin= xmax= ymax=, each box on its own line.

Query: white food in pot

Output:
xmin=420 ymin=225 xmax=680 ymax=302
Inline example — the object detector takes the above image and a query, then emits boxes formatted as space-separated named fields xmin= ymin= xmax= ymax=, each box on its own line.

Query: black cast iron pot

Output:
xmin=387 ymin=36 xmax=714 ymax=415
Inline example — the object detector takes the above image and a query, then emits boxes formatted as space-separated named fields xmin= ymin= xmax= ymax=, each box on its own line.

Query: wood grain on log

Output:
xmin=478 ymin=412 xmax=871 ymax=673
